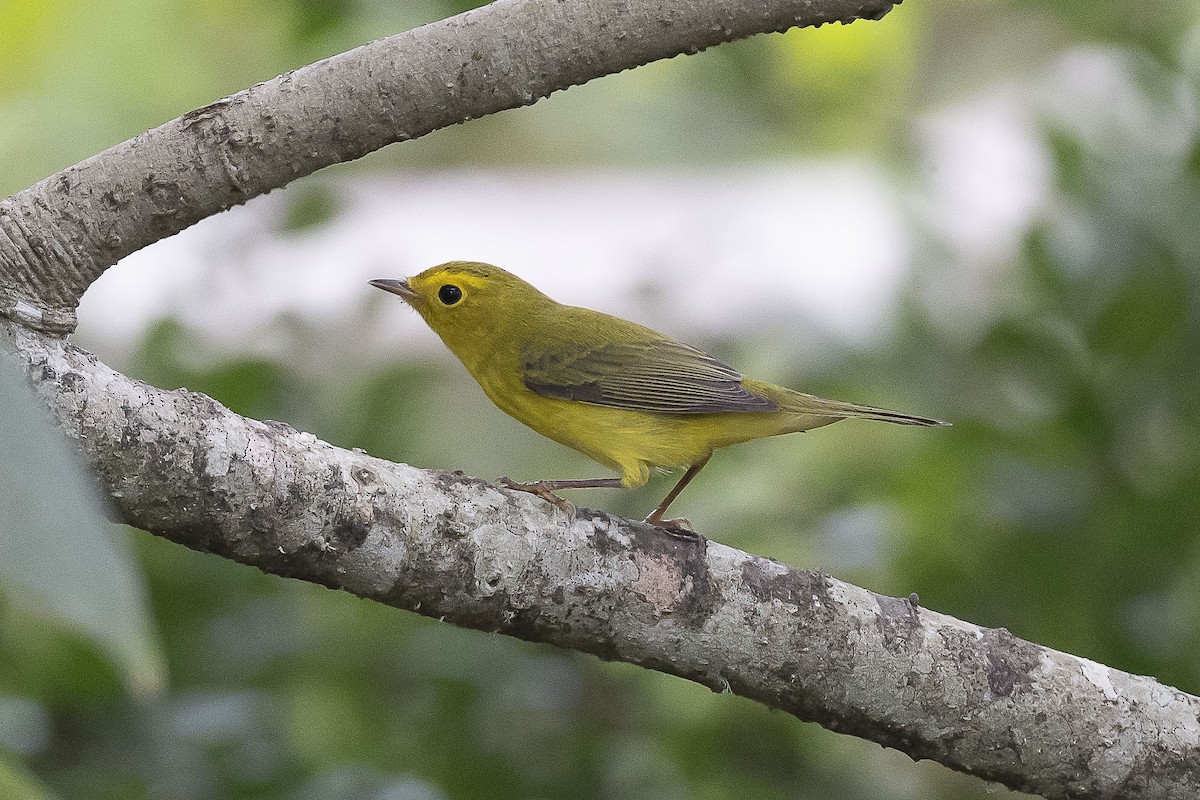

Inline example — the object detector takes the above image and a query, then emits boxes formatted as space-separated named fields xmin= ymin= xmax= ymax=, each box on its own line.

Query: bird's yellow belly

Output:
xmin=483 ymin=381 xmax=794 ymax=488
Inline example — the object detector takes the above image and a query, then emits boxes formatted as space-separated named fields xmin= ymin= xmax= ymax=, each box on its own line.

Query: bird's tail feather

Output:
xmin=777 ymin=389 xmax=949 ymax=427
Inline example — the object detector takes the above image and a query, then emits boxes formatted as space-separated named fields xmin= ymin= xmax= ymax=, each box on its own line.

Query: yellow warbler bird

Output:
xmin=371 ymin=262 xmax=946 ymax=531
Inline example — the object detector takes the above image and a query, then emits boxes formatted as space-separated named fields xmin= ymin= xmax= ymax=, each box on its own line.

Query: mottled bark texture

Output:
xmin=6 ymin=324 xmax=1200 ymax=800
xmin=0 ymin=0 xmax=898 ymax=334
xmin=4 ymin=0 xmax=1200 ymax=797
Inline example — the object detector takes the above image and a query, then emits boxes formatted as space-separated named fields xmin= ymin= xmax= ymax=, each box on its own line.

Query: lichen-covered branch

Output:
xmin=5 ymin=322 xmax=1199 ymax=800
xmin=0 ymin=0 xmax=898 ymax=334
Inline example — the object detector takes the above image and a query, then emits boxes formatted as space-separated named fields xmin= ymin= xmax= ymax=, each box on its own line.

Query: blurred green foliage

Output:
xmin=3 ymin=0 xmax=1200 ymax=799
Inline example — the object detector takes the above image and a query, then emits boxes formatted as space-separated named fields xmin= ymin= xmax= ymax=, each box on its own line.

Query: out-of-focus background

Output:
xmin=2 ymin=0 xmax=1200 ymax=798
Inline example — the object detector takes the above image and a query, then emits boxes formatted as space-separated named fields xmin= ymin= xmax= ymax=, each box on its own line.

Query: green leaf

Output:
xmin=0 ymin=747 xmax=61 ymax=800
xmin=1090 ymin=259 xmax=1186 ymax=358
xmin=0 ymin=358 xmax=166 ymax=696
xmin=280 ymin=183 xmax=339 ymax=232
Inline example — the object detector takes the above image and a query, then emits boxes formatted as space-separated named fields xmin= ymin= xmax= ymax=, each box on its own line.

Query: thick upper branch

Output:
xmin=6 ymin=322 xmax=1200 ymax=800
xmin=0 ymin=0 xmax=897 ymax=333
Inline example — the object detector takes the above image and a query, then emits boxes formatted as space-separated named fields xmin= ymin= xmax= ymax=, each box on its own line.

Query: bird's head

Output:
xmin=370 ymin=261 xmax=553 ymax=358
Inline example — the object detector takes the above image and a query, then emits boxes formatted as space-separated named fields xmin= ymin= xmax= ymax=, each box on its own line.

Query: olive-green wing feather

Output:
xmin=522 ymin=338 xmax=778 ymax=414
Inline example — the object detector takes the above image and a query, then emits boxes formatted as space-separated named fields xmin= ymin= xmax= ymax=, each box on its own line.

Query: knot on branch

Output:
xmin=0 ymin=197 xmax=91 ymax=335
xmin=0 ymin=289 xmax=79 ymax=336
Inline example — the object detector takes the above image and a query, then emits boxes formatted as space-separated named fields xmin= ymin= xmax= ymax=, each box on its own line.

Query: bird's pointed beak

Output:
xmin=369 ymin=278 xmax=416 ymax=302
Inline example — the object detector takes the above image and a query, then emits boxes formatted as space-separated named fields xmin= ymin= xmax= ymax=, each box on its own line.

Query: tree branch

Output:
xmin=0 ymin=0 xmax=897 ymax=334
xmin=5 ymin=322 xmax=1199 ymax=800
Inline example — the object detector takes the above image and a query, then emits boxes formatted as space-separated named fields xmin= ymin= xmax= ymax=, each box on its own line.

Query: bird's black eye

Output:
xmin=438 ymin=284 xmax=462 ymax=305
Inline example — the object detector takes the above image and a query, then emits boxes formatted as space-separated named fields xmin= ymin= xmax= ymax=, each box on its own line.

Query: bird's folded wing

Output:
xmin=522 ymin=338 xmax=778 ymax=414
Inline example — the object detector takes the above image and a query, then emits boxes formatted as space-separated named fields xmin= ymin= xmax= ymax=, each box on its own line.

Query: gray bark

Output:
xmin=3 ymin=0 xmax=1199 ymax=797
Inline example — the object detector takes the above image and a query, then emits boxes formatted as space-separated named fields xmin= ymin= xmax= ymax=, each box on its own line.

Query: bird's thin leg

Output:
xmin=644 ymin=454 xmax=711 ymax=536
xmin=498 ymin=476 xmax=624 ymax=519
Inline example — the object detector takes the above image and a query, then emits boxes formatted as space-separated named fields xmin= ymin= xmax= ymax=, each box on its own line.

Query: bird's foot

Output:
xmin=498 ymin=477 xmax=577 ymax=521
xmin=645 ymin=515 xmax=702 ymax=541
